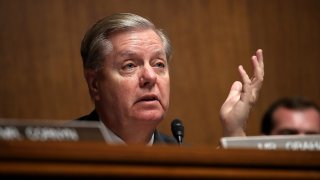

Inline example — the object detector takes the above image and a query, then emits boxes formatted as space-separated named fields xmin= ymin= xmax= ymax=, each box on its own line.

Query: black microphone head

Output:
xmin=171 ymin=118 xmax=184 ymax=144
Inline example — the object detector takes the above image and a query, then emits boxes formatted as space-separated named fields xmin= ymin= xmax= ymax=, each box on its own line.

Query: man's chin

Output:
xmin=133 ymin=110 xmax=165 ymax=123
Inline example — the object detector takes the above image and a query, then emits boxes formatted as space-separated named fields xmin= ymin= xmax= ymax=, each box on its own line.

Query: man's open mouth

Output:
xmin=136 ymin=95 xmax=159 ymax=103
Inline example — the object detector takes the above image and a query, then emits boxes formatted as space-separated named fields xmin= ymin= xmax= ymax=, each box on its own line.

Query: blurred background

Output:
xmin=0 ymin=0 xmax=319 ymax=146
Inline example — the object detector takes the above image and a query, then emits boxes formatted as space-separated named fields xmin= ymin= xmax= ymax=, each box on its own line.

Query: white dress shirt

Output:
xmin=100 ymin=121 xmax=154 ymax=146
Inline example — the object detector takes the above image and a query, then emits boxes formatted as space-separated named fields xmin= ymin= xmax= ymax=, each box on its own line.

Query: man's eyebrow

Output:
xmin=305 ymin=130 xmax=319 ymax=134
xmin=153 ymin=50 xmax=166 ymax=57
xmin=278 ymin=129 xmax=299 ymax=133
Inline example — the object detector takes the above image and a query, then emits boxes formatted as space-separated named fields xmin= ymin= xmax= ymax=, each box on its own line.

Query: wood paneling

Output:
xmin=0 ymin=0 xmax=319 ymax=145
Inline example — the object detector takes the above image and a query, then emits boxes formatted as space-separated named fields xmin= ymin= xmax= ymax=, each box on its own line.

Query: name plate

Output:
xmin=0 ymin=119 xmax=108 ymax=143
xmin=220 ymin=135 xmax=320 ymax=151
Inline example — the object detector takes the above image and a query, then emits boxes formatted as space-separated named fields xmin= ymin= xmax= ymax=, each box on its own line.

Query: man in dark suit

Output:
xmin=78 ymin=13 xmax=264 ymax=145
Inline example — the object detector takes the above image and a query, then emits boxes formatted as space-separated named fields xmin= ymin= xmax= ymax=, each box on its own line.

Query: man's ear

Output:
xmin=84 ymin=69 xmax=100 ymax=101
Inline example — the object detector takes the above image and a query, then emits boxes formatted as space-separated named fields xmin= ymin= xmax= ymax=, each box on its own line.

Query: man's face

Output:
xmin=271 ymin=107 xmax=320 ymax=135
xmin=91 ymin=29 xmax=170 ymax=128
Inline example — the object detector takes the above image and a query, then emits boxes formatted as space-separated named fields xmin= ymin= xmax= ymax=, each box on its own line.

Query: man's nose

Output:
xmin=139 ymin=66 xmax=157 ymax=88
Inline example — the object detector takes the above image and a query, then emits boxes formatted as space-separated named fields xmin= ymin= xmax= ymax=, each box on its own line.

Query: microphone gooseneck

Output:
xmin=171 ymin=119 xmax=184 ymax=145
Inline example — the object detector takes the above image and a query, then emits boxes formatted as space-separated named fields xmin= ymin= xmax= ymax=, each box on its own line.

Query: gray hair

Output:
xmin=80 ymin=13 xmax=172 ymax=70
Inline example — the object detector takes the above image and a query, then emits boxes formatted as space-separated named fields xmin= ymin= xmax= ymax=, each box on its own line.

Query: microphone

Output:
xmin=171 ymin=118 xmax=184 ymax=145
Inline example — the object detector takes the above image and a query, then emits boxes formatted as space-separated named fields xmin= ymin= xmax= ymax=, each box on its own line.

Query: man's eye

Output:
xmin=278 ymin=129 xmax=299 ymax=135
xmin=123 ymin=63 xmax=136 ymax=70
xmin=155 ymin=62 xmax=165 ymax=68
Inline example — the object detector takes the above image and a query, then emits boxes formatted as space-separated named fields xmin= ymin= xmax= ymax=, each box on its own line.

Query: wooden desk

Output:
xmin=0 ymin=141 xmax=319 ymax=179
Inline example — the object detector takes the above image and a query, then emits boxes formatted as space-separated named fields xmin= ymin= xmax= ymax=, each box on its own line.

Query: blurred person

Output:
xmin=261 ymin=97 xmax=320 ymax=135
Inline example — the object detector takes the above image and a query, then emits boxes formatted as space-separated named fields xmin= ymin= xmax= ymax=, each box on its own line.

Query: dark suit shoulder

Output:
xmin=154 ymin=130 xmax=177 ymax=145
xmin=76 ymin=110 xmax=99 ymax=121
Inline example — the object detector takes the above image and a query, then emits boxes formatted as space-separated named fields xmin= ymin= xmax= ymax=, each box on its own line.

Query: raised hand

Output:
xmin=220 ymin=49 xmax=264 ymax=137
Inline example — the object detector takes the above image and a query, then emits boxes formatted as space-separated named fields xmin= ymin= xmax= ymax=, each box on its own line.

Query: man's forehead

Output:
xmin=117 ymin=49 xmax=165 ymax=57
xmin=110 ymin=29 xmax=162 ymax=44
xmin=274 ymin=107 xmax=320 ymax=124
xmin=109 ymin=29 xmax=165 ymax=55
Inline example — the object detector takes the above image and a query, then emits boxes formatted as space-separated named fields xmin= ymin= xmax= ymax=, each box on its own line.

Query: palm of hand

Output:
xmin=220 ymin=49 xmax=264 ymax=137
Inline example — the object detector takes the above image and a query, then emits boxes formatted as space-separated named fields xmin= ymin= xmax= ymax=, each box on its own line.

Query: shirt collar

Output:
xmin=100 ymin=121 xmax=154 ymax=146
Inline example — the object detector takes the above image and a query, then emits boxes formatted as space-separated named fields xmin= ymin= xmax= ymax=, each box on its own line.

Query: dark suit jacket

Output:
xmin=77 ymin=110 xmax=178 ymax=145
